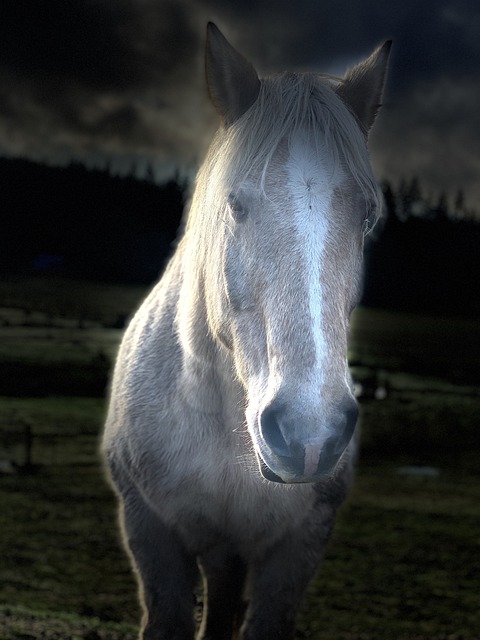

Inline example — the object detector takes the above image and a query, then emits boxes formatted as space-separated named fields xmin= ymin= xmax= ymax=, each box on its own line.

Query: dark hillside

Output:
xmin=0 ymin=157 xmax=185 ymax=283
xmin=363 ymin=180 xmax=480 ymax=317
xmin=1 ymin=157 xmax=479 ymax=316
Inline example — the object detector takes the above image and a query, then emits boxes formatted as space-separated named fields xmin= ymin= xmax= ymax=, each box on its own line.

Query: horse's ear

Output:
xmin=336 ymin=40 xmax=392 ymax=134
xmin=206 ymin=22 xmax=261 ymax=127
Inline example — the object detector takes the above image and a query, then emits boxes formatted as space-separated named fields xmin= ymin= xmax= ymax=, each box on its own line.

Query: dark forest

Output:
xmin=1 ymin=157 xmax=479 ymax=317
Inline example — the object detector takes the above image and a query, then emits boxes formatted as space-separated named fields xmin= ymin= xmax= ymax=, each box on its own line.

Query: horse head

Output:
xmin=196 ymin=24 xmax=391 ymax=483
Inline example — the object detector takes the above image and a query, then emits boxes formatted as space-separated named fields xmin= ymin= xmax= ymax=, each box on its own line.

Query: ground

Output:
xmin=0 ymin=277 xmax=479 ymax=639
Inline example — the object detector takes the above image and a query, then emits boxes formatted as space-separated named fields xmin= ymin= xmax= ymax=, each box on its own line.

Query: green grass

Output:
xmin=350 ymin=307 xmax=480 ymax=386
xmin=359 ymin=391 xmax=480 ymax=472
xmin=0 ymin=277 xmax=479 ymax=638
xmin=299 ymin=470 xmax=480 ymax=639
xmin=0 ymin=277 xmax=135 ymax=397
xmin=1 ymin=393 xmax=479 ymax=639
xmin=0 ymin=397 xmax=141 ymax=638
xmin=0 ymin=276 xmax=147 ymax=326
xmin=2 ymin=424 xmax=480 ymax=639
xmin=0 ymin=604 xmax=137 ymax=640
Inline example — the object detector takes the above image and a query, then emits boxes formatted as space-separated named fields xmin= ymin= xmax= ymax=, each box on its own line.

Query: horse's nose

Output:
xmin=259 ymin=396 xmax=358 ymax=482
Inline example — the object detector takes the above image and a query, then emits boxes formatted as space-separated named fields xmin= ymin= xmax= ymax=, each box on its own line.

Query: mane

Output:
xmin=185 ymin=71 xmax=382 ymax=238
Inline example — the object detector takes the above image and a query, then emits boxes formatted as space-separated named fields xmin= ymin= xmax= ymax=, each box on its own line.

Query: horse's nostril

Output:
xmin=258 ymin=395 xmax=359 ymax=481
xmin=342 ymin=396 xmax=359 ymax=439
xmin=327 ymin=396 xmax=358 ymax=456
xmin=260 ymin=405 xmax=290 ymax=457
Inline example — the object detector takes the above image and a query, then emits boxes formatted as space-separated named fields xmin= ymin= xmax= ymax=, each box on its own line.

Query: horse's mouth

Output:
xmin=258 ymin=457 xmax=285 ymax=483
xmin=255 ymin=446 xmax=342 ymax=484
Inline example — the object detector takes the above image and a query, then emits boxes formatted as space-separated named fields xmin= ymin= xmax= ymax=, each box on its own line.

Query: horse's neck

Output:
xmin=175 ymin=238 xmax=212 ymax=360
xmin=174 ymin=237 xmax=241 ymax=417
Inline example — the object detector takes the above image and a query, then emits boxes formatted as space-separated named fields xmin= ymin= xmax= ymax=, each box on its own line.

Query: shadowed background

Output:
xmin=1 ymin=2 xmax=479 ymax=639
xmin=0 ymin=0 xmax=479 ymax=208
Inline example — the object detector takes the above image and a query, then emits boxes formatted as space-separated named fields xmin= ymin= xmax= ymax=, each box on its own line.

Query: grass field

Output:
xmin=0 ymin=276 xmax=479 ymax=639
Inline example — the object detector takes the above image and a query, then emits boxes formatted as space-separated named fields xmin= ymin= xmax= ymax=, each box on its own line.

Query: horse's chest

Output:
xmin=151 ymin=439 xmax=317 ymax=555
xmin=127 ymin=402 xmax=318 ymax=555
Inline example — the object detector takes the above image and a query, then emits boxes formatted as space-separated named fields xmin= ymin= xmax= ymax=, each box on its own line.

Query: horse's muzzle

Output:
xmin=257 ymin=397 xmax=358 ymax=483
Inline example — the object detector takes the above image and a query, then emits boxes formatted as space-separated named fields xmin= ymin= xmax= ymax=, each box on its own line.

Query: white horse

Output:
xmin=103 ymin=22 xmax=391 ymax=640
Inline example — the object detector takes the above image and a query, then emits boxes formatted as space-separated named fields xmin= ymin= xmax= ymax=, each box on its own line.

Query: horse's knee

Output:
xmin=117 ymin=493 xmax=198 ymax=638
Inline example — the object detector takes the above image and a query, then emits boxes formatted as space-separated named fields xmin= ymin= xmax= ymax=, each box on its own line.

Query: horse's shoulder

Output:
xmin=107 ymin=272 xmax=183 ymax=419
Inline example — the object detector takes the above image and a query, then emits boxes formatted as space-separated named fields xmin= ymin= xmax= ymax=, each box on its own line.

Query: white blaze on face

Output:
xmin=286 ymin=132 xmax=342 ymax=380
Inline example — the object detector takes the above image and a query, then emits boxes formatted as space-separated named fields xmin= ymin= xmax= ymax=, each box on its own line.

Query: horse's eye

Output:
xmin=228 ymin=193 xmax=248 ymax=222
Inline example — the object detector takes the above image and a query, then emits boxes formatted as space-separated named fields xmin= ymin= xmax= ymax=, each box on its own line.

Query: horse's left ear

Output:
xmin=336 ymin=40 xmax=392 ymax=134
xmin=206 ymin=22 xmax=261 ymax=127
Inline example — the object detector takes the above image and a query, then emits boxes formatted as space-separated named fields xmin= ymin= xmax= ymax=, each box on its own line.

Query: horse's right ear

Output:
xmin=206 ymin=22 xmax=261 ymax=127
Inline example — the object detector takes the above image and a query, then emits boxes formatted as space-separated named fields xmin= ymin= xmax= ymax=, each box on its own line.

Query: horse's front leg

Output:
xmin=241 ymin=512 xmax=335 ymax=640
xmin=119 ymin=488 xmax=198 ymax=640
xmin=197 ymin=544 xmax=247 ymax=640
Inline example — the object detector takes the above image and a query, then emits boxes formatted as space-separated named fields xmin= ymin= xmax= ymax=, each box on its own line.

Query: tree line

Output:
xmin=363 ymin=178 xmax=480 ymax=316
xmin=1 ymin=157 xmax=479 ymax=316
xmin=0 ymin=156 xmax=185 ymax=283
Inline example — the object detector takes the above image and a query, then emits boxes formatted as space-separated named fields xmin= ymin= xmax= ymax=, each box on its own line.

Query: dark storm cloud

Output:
xmin=0 ymin=0 xmax=196 ymax=88
xmin=201 ymin=0 xmax=480 ymax=207
xmin=200 ymin=0 xmax=479 ymax=87
xmin=0 ymin=0 xmax=479 ymax=205
xmin=0 ymin=0 xmax=206 ymax=175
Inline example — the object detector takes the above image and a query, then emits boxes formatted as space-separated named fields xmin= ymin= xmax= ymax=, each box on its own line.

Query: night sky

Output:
xmin=1 ymin=0 xmax=479 ymax=208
